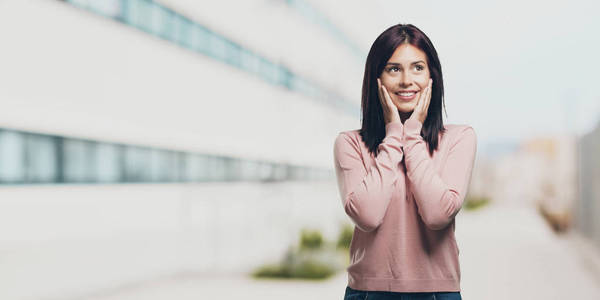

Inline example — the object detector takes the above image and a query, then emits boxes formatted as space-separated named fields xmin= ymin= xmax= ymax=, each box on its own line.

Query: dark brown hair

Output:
xmin=359 ymin=23 xmax=446 ymax=156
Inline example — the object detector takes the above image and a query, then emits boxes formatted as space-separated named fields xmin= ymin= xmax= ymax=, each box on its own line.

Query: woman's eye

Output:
xmin=388 ymin=67 xmax=400 ymax=72
xmin=415 ymin=65 xmax=424 ymax=71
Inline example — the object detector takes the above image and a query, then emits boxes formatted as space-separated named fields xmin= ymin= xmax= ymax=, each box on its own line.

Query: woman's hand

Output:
xmin=408 ymin=78 xmax=432 ymax=124
xmin=377 ymin=78 xmax=401 ymax=124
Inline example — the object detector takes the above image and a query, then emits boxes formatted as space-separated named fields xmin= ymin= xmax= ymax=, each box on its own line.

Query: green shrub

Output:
xmin=336 ymin=223 xmax=353 ymax=249
xmin=252 ymin=227 xmax=342 ymax=280
xmin=290 ymin=259 xmax=336 ymax=279
xmin=299 ymin=228 xmax=323 ymax=250
xmin=464 ymin=195 xmax=490 ymax=210
xmin=252 ymin=263 xmax=291 ymax=278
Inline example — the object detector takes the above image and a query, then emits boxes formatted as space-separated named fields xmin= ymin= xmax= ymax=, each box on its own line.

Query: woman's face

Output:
xmin=379 ymin=43 xmax=431 ymax=113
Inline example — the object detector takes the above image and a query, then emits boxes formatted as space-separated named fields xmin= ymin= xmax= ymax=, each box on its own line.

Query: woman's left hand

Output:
xmin=408 ymin=78 xmax=432 ymax=124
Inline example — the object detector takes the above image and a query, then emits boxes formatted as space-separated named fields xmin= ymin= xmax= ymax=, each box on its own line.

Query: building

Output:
xmin=0 ymin=0 xmax=378 ymax=298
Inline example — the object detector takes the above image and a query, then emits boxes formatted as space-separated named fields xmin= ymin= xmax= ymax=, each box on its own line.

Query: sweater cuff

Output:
xmin=385 ymin=121 xmax=403 ymax=138
xmin=403 ymin=118 xmax=423 ymax=137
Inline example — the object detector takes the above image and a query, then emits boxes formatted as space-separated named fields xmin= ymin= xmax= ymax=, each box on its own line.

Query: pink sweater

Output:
xmin=333 ymin=118 xmax=477 ymax=293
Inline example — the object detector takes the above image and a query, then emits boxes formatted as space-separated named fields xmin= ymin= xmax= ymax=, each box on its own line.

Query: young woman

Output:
xmin=333 ymin=24 xmax=476 ymax=300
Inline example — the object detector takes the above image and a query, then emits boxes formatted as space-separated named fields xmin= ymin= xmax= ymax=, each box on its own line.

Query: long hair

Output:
xmin=359 ymin=23 xmax=446 ymax=156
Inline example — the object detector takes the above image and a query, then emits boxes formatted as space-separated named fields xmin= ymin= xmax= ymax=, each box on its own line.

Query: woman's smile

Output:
xmin=394 ymin=90 xmax=419 ymax=101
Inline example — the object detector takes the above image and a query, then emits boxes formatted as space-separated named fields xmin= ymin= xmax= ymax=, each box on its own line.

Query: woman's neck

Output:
xmin=399 ymin=110 xmax=413 ymax=124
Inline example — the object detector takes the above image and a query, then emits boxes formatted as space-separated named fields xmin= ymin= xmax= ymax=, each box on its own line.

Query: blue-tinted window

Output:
xmin=182 ymin=153 xmax=208 ymax=182
xmin=64 ymin=0 xmax=359 ymax=116
xmin=125 ymin=0 xmax=153 ymax=33
xmin=239 ymin=160 xmax=260 ymax=181
xmin=207 ymin=156 xmax=227 ymax=181
xmin=95 ymin=143 xmax=122 ymax=183
xmin=25 ymin=134 xmax=58 ymax=183
xmin=63 ymin=139 xmax=96 ymax=182
xmin=150 ymin=4 xmax=173 ymax=38
xmin=208 ymin=33 xmax=227 ymax=62
xmin=240 ymin=50 xmax=260 ymax=74
xmin=191 ymin=25 xmax=210 ymax=54
xmin=172 ymin=14 xmax=192 ymax=48
xmin=272 ymin=164 xmax=287 ymax=181
xmin=124 ymin=145 xmax=152 ymax=182
xmin=257 ymin=161 xmax=274 ymax=181
xmin=0 ymin=130 xmax=26 ymax=183
xmin=149 ymin=149 xmax=179 ymax=182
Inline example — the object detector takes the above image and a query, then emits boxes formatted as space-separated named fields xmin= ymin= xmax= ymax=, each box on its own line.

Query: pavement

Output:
xmin=80 ymin=201 xmax=600 ymax=300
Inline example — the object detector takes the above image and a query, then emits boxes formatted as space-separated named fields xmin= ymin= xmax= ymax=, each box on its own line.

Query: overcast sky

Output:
xmin=317 ymin=0 xmax=600 ymax=149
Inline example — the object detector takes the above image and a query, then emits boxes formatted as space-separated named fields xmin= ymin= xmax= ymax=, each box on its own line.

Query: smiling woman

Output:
xmin=333 ymin=23 xmax=476 ymax=300
xmin=380 ymin=45 xmax=430 ymax=111
xmin=360 ymin=24 xmax=446 ymax=156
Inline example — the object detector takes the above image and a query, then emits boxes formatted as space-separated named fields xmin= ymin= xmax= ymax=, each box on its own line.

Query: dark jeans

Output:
xmin=344 ymin=286 xmax=462 ymax=300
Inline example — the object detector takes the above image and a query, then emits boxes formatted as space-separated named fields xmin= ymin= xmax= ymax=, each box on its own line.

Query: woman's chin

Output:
xmin=395 ymin=104 xmax=416 ymax=113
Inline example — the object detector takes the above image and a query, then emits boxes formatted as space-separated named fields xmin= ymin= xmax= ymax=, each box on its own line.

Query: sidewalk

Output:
xmin=456 ymin=202 xmax=600 ymax=299
xmin=81 ymin=202 xmax=600 ymax=300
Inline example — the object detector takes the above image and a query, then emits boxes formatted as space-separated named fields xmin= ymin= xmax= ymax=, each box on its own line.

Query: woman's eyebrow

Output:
xmin=386 ymin=60 xmax=426 ymax=66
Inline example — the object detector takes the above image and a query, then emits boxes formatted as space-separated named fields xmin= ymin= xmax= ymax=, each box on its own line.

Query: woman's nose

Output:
xmin=399 ymin=72 xmax=412 ymax=87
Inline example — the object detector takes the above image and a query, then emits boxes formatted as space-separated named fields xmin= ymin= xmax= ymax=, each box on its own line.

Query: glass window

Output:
xmin=240 ymin=50 xmax=260 ymax=74
xmin=25 ymin=134 xmax=58 ymax=183
xmin=257 ymin=161 xmax=274 ymax=181
xmin=63 ymin=139 xmax=96 ymax=183
xmin=0 ymin=130 xmax=26 ymax=183
xmin=125 ymin=0 xmax=153 ymax=33
xmin=259 ymin=58 xmax=278 ymax=84
xmin=192 ymin=25 xmax=210 ymax=54
xmin=124 ymin=146 xmax=152 ymax=182
xmin=183 ymin=153 xmax=209 ymax=182
xmin=225 ymin=40 xmax=241 ymax=67
xmin=207 ymin=156 xmax=227 ymax=181
xmin=208 ymin=33 xmax=227 ymax=62
xmin=89 ymin=0 xmax=122 ymax=18
xmin=149 ymin=149 xmax=179 ymax=182
xmin=150 ymin=4 xmax=173 ymax=38
xmin=95 ymin=143 xmax=122 ymax=183
xmin=239 ymin=160 xmax=260 ymax=181
xmin=277 ymin=66 xmax=292 ymax=89
xmin=272 ymin=164 xmax=287 ymax=181
xmin=172 ymin=14 xmax=191 ymax=47
xmin=67 ymin=0 xmax=88 ymax=8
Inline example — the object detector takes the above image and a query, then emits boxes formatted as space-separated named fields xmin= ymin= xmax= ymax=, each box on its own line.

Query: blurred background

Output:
xmin=0 ymin=0 xmax=599 ymax=299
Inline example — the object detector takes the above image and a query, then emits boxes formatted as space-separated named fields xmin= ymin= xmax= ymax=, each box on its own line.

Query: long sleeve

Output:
xmin=402 ymin=118 xmax=477 ymax=230
xmin=333 ymin=121 xmax=405 ymax=232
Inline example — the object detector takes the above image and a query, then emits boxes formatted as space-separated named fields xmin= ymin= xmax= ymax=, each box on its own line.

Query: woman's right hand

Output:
xmin=377 ymin=78 xmax=401 ymax=125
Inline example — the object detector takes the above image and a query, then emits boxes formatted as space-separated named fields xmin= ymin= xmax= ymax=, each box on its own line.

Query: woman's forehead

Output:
xmin=387 ymin=44 xmax=427 ymax=64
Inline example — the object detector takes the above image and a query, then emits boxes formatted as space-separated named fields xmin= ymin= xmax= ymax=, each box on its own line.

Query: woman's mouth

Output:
xmin=394 ymin=91 xmax=418 ymax=101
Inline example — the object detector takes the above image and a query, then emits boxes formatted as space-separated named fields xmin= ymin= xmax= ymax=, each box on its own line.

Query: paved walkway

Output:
xmin=83 ymin=202 xmax=600 ymax=300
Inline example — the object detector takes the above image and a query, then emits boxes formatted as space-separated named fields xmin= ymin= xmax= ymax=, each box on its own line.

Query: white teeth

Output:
xmin=397 ymin=92 xmax=416 ymax=96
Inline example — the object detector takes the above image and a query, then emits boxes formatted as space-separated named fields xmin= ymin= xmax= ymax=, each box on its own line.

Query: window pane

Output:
xmin=240 ymin=50 xmax=260 ymax=74
xmin=272 ymin=164 xmax=287 ymax=181
xmin=26 ymin=134 xmax=57 ymax=183
xmin=239 ymin=160 xmax=259 ymax=181
xmin=151 ymin=4 xmax=172 ymax=37
xmin=95 ymin=143 xmax=122 ymax=183
xmin=89 ymin=0 xmax=122 ymax=18
xmin=124 ymin=146 xmax=152 ymax=182
xmin=127 ymin=0 xmax=153 ymax=32
xmin=0 ymin=130 xmax=25 ymax=182
xmin=192 ymin=25 xmax=210 ymax=53
xmin=149 ymin=149 xmax=179 ymax=182
xmin=63 ymin=139 xmax=96 ymax=182
xmin=257 ymin=161 xmax=274 ymax=181
xmin=207 ymin=33 xmax=224 ymax=61
xmin=207 ymin=156 xmax=227 ymax=181
xmin=173 ymin=14 xmax=192 ymax=47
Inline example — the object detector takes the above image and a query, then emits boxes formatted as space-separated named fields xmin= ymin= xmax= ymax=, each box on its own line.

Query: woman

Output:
xmin=333 ymin=24 xmax=476 ymax=300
